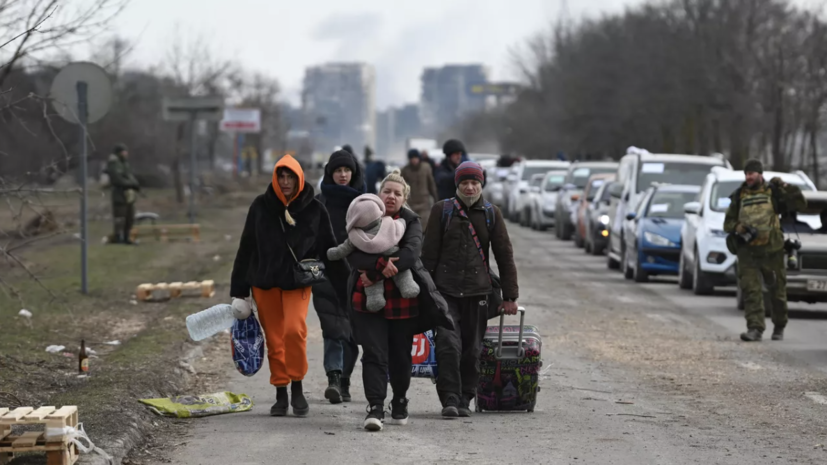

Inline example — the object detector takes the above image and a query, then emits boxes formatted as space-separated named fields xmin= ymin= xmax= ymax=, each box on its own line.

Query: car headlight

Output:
xmin=599 ymin=215 xmax=610 ymax=225
xmin=644 ymin=231 xmax=676 ymax=247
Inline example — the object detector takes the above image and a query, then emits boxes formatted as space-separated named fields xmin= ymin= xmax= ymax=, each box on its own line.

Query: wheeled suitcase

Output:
xmin=476 ymin=308 xmax=542 ymax=412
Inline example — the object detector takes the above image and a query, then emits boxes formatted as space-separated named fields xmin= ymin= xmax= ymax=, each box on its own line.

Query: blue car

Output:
xmin=622 ymin=184 xmax=701 ymax=283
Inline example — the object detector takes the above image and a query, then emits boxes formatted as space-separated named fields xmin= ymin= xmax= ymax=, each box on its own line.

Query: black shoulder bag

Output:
xmin=279 ymin=217 xmax=327 ymax=287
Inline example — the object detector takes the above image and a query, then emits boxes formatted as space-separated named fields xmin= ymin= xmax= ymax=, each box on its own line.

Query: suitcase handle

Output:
xmin=495 ymin=307 xmax=526 ymax=360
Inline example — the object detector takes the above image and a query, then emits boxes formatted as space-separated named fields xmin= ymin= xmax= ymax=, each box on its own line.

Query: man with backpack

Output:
xmin=421 ymin=161 xmax=519 ymax=418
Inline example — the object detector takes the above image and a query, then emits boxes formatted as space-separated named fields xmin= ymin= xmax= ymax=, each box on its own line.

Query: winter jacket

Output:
xmin=364 ymin=160 xmax=387 ymax=194
xmin=401 ymin=162 xmax=438 ymax=220
xmin=434 ymin=158 xmax=459 ymax=201
xmin=313 ymin=155 xmax=366 ymax=340
xmin=344 ymin=207 xmax=455 ymax=333
xmin=230 ymin=156 xmax=349 ymax=306
xmin=421 ymin=196 xmax=519 ymax=301
xmin=105 ymin=153 xmax=140 ymax=206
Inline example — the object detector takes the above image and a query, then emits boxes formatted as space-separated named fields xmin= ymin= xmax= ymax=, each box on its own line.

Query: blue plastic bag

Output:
xmin=231 ymin=315 xmax=264 ymax=377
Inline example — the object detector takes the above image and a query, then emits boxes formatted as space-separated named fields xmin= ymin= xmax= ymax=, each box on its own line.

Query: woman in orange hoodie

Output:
xmin=230 ymin=155 xmax=350 ymax=417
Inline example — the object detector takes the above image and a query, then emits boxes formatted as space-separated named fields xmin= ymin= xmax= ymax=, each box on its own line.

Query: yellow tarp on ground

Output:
xmin=139 ymin=391 xmax=253 ymax=418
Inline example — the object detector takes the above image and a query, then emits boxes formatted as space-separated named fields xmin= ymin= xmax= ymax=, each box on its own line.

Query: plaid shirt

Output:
xmin=352 ymin=217 xmax=419 ymax=319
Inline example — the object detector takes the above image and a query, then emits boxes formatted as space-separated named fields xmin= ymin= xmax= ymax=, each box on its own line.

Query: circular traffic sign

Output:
xmin=50 ymin=62 xmax=113 ymax=124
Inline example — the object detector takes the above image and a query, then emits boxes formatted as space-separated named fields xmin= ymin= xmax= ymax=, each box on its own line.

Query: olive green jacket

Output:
xmin=106 ymin=153 xmax=140 ymax=205
xmin=723 ymin=181 xmax=806 ymax=254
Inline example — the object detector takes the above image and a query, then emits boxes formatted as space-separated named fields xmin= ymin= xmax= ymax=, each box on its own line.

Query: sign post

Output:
xmin=50 ymin=62 xmax=113 ymax=295
xmin=220 ymin=108 xmax=261 ymax=177
xmin=162 ymin=97 xmax=224 ymax=223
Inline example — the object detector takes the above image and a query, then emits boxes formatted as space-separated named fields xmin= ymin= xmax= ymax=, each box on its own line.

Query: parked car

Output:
xmin=528 ymin=170 xmax=567 ymax=231
xmin=607 ymin=148 xmax=731 ymax=271
xmin=555 ymin=161 xmax=618 ymax=240
xmin=622 ymin=184 xmax=701 ymax=282
xmin=573 ymin=174 xmax=615 ymax=248
xmin=506 ymin=159 xmax=570 ymax=222
xmin=484 ymin=165 xmax=512 ymax=208
xmin=584 ymin=180 xmax=618 ymax=255
xmin=519 ymin=173 xmax=547 ymax=227
xmin=736 ymin=190 xmax=827 ymax=312
xmin=681 ymin=167 xmax=817 ymax=295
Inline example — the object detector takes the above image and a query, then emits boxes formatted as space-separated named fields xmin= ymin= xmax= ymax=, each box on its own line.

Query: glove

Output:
xmin=231 ymin=297 xmax=252 ymax=319
xmin=735 ymin=223 xmax=747 ymax=235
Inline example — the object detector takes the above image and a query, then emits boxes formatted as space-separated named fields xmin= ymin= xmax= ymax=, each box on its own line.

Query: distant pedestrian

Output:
xmin=434 ymin=139 xmax=466 ymax=201
xmin=363 ymin=146 xmax=387 ymax=194
xmin=421 ymin=161 xmax=519 ymax=417
xmin=230 ymin=155 xmax=350 ymax=418
xmin=401 ymin=149 xmax=438 ymax=227
xmin=343 ymin=170 xmax=453 ymax=431
xmin=420 ymin=150 xmax=436 ymax=173
xmin=314 ymin=150 xmax=365 ymax=404
xmin=105 ymin=144 xmax=140 ymax=244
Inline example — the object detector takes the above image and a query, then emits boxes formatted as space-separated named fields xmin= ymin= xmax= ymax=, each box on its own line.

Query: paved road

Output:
xmin=168 ymin=223 xmax=827 ymax=465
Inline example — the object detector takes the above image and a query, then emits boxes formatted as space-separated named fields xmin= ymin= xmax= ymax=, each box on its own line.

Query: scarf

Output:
xmin=456 ymin=188 xmax=481 ymax=208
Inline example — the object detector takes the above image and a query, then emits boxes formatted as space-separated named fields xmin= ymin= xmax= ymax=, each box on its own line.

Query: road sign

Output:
xmin=50 ymin=62 xmax=113 ymax=124
xmin=467 ymin=82 xmax=521 ymax=97
xmin=162 ymin=96 xmax=224 ymax=122
xmin=220 ymin=108 xmax=261 ymax=133
xmin=50 ymin=62 xmax=113 ymax=295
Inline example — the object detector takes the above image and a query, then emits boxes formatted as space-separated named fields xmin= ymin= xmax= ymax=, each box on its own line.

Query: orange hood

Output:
xmin=272 ymin=155 xmax=305 ymax=207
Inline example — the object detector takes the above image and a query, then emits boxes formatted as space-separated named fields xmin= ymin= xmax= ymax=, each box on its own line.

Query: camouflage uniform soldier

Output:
xmin=105 ymin=144 xmax=140 ymax=244
xmin=724 ymin=159 xmax=806 ymax=342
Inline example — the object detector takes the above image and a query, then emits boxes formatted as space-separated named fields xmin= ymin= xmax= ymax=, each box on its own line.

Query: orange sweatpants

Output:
xmin=252 ymin=286 xmax=311 ymax=387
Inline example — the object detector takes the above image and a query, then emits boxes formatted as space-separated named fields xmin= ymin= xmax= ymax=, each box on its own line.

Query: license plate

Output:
xmin=807 ymin=280 xmax=827 ymax=292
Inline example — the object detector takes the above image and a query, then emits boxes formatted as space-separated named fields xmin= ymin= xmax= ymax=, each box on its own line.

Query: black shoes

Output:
xmin=325 ymin=371 xmax=342 ymax=404
xmin=340 ymin=377 xmax=352 ymax=402
xmin=290 ymin=381 xmax=309 ymax=416
xmin=771 ymin=326 xmax=785 ymax=341
xmin=390 ymin=397 xmax=409 ymax=425
xmin=740 ymin=329 xmax=763 ymax=342
xmin=458 ymin=396 xmax=473 ymax=417
xmin=270 ymin=387 xmax=289 ymax=416
xmin=364 ymin=405 xmax=384 ymax=431
xmin=441 ymin=394 xmax=460 ymax=418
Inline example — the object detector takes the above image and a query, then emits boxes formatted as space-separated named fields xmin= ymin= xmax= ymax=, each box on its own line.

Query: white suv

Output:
xmin=678 ymin=167 xmax=817 ymax=295
xmin=505 ymin=159 xmax=570 ymax=222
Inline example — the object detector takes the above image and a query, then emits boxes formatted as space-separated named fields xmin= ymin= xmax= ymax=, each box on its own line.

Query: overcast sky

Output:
xmin=101 ymin=0 xmax=817 ymax=109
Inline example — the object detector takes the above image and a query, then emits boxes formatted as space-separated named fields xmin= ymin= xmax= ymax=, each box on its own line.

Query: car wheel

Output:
xmin=523 ymin=207 xmax=532 ymax=227
xmin=678 ymin=248 xmax=693 ymax=290
xmin=560 ymin=220 xmax=573 ymax=241
xmin=692 ymin=247 xmax=714 ymax=295
xmin=623 ymin=245 xmax=634 ymax=280
xmin=591 ymin=239 xmax=604 ymax=256
xmin=607 ymin=252 xmax=620 ymax=269
xmin=584 ymin=237 xmax=592 ymax=254
xmin=573 ymin=230 xmax=584 ymax=248
xmin=633 ymin=254 xmax=649 ymax=283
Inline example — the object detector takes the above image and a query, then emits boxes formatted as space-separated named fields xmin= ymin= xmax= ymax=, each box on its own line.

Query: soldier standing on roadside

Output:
xmin=106 ymin=144 xmax=140 ymax=245
xmin=724 ymin=159 xmax=806 ymax=342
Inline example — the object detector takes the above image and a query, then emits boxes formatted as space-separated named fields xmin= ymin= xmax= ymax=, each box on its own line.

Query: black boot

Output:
xmin=458 ymin=394 xmax=473 ymax=418
xmin=340 ymin=377 xmax=352 ymax=402
xmin=325 ymin=371 xmax=342 ymax=404
xmin=291 ymin=381 xmax=309 ymax=416
xmin=771 ymin=326 xmax=785 ymax=341
xmin=270 ymin=387 xmax=288 ymax=417
xmin=441 ymin=394 xmax=459 ymax=418
xmin=740 ymin=329 xmax=763 ymax=342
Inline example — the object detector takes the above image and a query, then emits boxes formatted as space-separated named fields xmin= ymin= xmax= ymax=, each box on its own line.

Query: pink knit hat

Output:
xmin=346 ymin=194 xmax=385 ymax=232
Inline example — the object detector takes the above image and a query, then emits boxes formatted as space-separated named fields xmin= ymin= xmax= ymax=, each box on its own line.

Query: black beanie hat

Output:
xmin=342 ymin=144 xmax=354 ymax=155
xmin=743 ymin=159 xmax=763 ymax=174
xmin=326 ymin=150 xmax=357 ymax=175
xmin=407 ymin=149 xmax=421 ymax=160
xmin=442 ymin=139 xmax=466 ymax=156
xmin=113 ymin=143 xmax=128 ymax=155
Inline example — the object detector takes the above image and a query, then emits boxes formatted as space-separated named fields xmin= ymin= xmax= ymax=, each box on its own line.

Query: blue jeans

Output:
xmin=323 ymin=337 xmax=359 ymax=377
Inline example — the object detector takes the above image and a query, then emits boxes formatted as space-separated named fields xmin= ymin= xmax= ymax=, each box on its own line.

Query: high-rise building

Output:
xmin=302 ymin=63 xmax=376 ymax=158
xmin=420 ymin=64 xmax=489 ymax=137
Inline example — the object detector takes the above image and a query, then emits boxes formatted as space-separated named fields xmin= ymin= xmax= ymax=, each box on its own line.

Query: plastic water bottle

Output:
xmin=186 ymin=304 xmax=235 ymax=341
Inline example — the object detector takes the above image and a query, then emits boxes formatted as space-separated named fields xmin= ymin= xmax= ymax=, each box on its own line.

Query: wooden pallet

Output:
xmin=0 ymin=406 xmax=79 ymax=465
xmin=135 ymin=280 xmax=215 ymax=301
xmin=129 ymin=223 xmax=200 ymax=243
